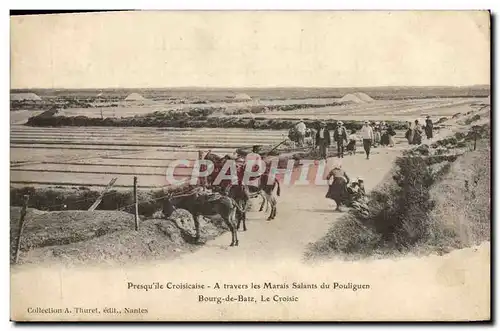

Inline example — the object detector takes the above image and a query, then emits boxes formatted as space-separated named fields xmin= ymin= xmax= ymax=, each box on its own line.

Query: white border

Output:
xmin=3 ymin=1 xmax=498 ymax=329
xmin=4 ymin=1 xmax=499 ymax=10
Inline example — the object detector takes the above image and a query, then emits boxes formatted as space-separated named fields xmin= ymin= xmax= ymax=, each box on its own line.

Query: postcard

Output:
xmin=10 ymin=10 xmax=491 ymax=322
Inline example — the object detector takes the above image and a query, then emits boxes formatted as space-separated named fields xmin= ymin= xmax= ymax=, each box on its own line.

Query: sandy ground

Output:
xmin=10 ymin=142 xmax=490 ymax=321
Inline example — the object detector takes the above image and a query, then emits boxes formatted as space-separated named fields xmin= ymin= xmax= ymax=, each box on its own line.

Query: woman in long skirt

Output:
xmin=325 ymin=164 xmax=351 ymax=211
xmin=387 ymin=125 xmax=396 ymax=147
xmin=373 ymin=124 xmax=381 ymax=147
xmin=412 ymin=120 xmax=422 ymax=145
xmin=405 ymin=121 xmax=414 ymax=145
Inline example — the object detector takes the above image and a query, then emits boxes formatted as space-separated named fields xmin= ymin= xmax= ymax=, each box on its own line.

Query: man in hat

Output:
xmin=360 ymin=120 xmax=374 ymax=159
xmin=295 ymin=119 xmax=307 ymax=147
xmin=425 ymin=115 xmax=434 ymax=139
xmin=315 ymin=121 xmax=331 ymax=159
xmin=333 ymin=121 xmax=348 ymax=158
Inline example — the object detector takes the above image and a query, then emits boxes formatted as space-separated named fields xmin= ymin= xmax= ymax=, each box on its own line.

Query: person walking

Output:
xmin=372 ymin=122 xmax=381 ymax=148
xmin=386 ymin=124 xmax=396 ymax=147
xmin=360 ymin=121 xmax=374 ymax=159
xmin=315 ymin=121 xmax=331 ymax=159
xmin=346 ymin=129 xmax=358 ymax=155
xmin=405 ymin=121 xmax=413 ymax=144
xmin=333 ymin=121 xmax=348 ymax=158
xmin=413 ymin=119 xmax=422 ymax=145
xmin=295 ymin=119 xmax=307 ymax=147
xmin=425 ymin=115 xmax=434 ymax=139
xmin=325 ymin=162 xmax=351 ymax=212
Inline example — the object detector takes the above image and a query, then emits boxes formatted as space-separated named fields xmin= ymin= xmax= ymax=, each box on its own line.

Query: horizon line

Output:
xmin=10 ymin=84 xmax=491 ymax=91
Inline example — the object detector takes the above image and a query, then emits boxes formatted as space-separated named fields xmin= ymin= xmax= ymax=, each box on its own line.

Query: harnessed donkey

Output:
xmin=162 ymin=188 xmax=246 ymax=247
xmin=201 ymin=151 xmax=281 ymax=224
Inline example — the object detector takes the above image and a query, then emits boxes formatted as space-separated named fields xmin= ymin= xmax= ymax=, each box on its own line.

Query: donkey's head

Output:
xmin=162 ymin=191 xmax=177 ymax=218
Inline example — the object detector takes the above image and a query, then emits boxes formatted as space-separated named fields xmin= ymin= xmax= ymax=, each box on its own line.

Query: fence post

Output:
xmin=14 ymin=195 xmax=29 ymax=264
xmin=134 ymin=176 xmax=139 ymax=231
xmin=473 ymin=131 xmax=477 ymax=151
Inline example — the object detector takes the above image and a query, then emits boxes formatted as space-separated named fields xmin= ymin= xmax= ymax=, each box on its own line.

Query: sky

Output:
xmin=10 ymin=11 xmax=491 ymax=89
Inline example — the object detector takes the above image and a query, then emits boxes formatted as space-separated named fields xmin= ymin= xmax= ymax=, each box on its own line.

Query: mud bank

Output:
xmin=26 ymin=111 xmax=408 ymax=131
xmin=11 ymin=186 xmax=170 ymax=216
xmin=10 ymin=207 xmax=226 ymax=266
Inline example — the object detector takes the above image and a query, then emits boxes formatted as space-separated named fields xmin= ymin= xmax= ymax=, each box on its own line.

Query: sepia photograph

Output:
xmin=9 ymin=10 xmax=491 ymax=322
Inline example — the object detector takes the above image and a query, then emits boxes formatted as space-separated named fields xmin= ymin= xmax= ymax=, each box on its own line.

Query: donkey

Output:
xmin=162 ymin=189 xmax=245 ymax=247
xmin=204 ymin=151 xmax=281 ymax=222
xmin=201 ymin=151 xmax=263 ymax=225
xmin=201 ymin=150 xmax=281 ymax=221
xmin=252 ymin=172 xmax=281 ymax=221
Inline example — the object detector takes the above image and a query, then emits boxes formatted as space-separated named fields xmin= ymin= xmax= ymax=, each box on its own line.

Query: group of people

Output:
xmin=292 ymin=120 xmax=400 ymax=160
xmin=288 ymin=116 xmax=436 ymax=214
xmin=405 ymin=116 xmax=434 ymax=145
xmin=292 ymin=116 xmax=435 ymax=161
xmin=325 ymin=162 xmax=366 ymax=212
xmin=291 ymin=119 xmax=347 ymax=158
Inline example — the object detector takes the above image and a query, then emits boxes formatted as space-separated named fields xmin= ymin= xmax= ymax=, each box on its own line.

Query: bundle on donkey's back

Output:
xmin=199 ymin=147 xmax=282 ymax=222
xmin=162 ymin=187 xmax=246 ymax=247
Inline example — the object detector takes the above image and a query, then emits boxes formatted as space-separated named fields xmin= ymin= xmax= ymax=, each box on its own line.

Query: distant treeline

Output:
xmin=10 ymin=98 xmax=111 ymax=111
xmin=12 ymin=85 xmax=490 ymax=102
xmin=26 ymin=109 xmax=409 ymax=131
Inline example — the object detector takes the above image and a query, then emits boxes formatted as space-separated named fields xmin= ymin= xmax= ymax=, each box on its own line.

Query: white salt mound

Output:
xmin=338 ymin=93 xmax=365 ymax=104
xmin=234 ymin=93 xmax=252 ymax=101
xmin=353 ymin=92 xmax=374 ymax=102
xmin=125 ymin=93 xmax=146 ymax=101
xmin=338 ymin=92 xmax=374 ymax=104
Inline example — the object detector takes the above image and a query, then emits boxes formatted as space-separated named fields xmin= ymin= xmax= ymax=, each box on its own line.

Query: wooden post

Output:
xmin=88 ymin=177 xmax=118 ymax=211
xmin=473 ymin=130 xmax=477 ymax=151
xmin=134 ymin=176 xmax=139 ymax=231
xmin=14 ymin=195 xmax=29 ymax=264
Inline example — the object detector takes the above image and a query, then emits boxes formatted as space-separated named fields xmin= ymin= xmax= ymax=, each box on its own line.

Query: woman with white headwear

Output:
xmin=325 ymin=161 xmax=351 ymax=212
xmin=373 ymin=121 xmax=381 ymax=147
